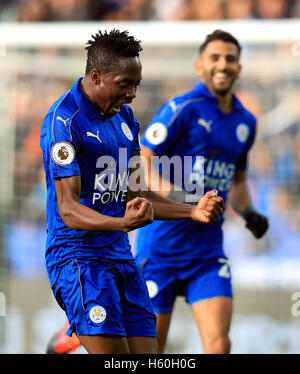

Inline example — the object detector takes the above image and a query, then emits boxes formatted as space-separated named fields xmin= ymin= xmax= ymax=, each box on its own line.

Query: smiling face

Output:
xmin=195 ymin=40 xmax=241 ymax=97
xmin=89 ymin=56 xmax=142 ymax=118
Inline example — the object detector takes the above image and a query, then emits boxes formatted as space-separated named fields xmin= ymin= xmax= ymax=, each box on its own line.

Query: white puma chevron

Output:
xmin=198 ymin=118 xmax=212 ymax=133
xmin=87 ymin=130 xmax=102 ymax=143
xmin=56 ymin=116 xmax=69 ymax=126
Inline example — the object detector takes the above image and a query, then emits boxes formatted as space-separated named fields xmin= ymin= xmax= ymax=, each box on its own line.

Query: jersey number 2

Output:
xmin=218 ymin=257 xmax=231 ymax=279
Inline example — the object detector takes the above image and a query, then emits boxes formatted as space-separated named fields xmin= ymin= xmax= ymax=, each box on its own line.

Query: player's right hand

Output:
xmin=191 ymin=190 xmax=224 ymax=224
xmin=122 ymin=197 xmax=154 ymax=232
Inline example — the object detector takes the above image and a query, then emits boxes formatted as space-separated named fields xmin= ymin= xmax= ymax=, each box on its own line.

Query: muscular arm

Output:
xmin=127 ymin=146 xmax=189 ymax=219
xmin=227 ymin=169 xmax=252 ymax=216
xmin=139 ymin=145 xmax=172 ymax=198
xmin=228 ymin=168 xmax=269 ymax=238
xmin=55 ymin=175 xmax=153 ymax=232
xmin=140 ymin=188 xmax=194 ymax=221
xmin=128 ymin=148 xmax=224 ymax=223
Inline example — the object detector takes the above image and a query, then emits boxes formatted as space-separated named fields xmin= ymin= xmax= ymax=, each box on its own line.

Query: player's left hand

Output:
xmin=243 ymin=208 xmax=269 ymax=239
xmin=191 ymin=190 xmax=224 ymax=224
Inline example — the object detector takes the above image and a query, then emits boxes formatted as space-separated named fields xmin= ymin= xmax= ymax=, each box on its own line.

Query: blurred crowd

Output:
xmin=1 ymin=0 xmax=300 ymax=22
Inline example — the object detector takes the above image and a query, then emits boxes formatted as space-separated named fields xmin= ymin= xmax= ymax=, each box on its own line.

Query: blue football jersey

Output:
xmin=40 ymin=78 xmax=140 ymax=277
xmin=135 ymin=81 xmax=256 ymax=261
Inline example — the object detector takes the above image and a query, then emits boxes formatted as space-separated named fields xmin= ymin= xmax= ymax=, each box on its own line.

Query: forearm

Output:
xmin=140 ymin=189 xmax=193 ymax=220
xmin=228 ymin=181 xmax=252 ymax=216
xmin=129 ymin=149 xmax=223 ymax=223
xmin=59 ymin=200 xmax=126 ymax=232
xmin=137 ymin=152 xmax=192 ymax=219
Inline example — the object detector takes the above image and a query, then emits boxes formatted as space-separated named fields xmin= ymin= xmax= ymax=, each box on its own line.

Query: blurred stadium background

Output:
xmin=0 ymin=0 xmax=300 ymax=354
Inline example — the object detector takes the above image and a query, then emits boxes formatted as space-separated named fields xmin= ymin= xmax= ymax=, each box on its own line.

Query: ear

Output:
xmin=237 ymin=63 xmax=242 ymax=79
xmin=194 ymin=59 xmax=203 ymax=78
xmin=90 ymin=69 xmax=103 ymax=86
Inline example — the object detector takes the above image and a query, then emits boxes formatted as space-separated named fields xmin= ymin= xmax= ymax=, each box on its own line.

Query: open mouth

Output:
xmin=213 ymin=72 xmax=231 ymax=83
xmin=111 ymin=101 xmax=132 ymax=114
xmin=112 ymin=106 xmax=121 ymax=114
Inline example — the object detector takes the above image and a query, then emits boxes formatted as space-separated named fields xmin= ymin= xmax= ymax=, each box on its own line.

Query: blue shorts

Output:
xmin=136 ymin=256 xmax=233 ymax=314
xmin=50 ymin=258 xmax=157 ymax=337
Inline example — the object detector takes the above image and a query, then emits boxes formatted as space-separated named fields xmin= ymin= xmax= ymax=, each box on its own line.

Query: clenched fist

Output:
xmin=191 ymin=190 xmax=224 ymax=224
xmin=123 ymin=197 xmax=154 ymax=232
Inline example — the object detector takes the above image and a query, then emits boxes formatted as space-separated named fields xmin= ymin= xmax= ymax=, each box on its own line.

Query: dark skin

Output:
xmin=80 ymin=56 xmax=142 ymax=118
xmin=54 ymin=55 xmax=224 ymax=354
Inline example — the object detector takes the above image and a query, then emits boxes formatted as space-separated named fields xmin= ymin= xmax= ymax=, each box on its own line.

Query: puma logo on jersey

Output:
xmin=57 ymin=116 xmax=69 ymax=126
xmin=198 ymin=118 xmax=212 ymax=133
xmin=169 ymin=100 xmax=179 ymax=112
xmin=87 ymin=130 xmax=102 ymax=143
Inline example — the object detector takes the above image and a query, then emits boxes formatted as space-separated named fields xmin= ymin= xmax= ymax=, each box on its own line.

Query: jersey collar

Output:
xmin=71 ymin=77 xmax=104 ymax=120
xmin=194 ymin=81 xmax=244 ymax=112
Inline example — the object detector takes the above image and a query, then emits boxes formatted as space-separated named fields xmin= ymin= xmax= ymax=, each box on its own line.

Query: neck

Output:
xmin=215 ymin=91 xmax=233 ymax=113
xmin=80 ymin=77 xmax=92 ymax=100
xmin=80 ymin=77 xmax=105 ymax=116
xmin=204 ymin=82 xmax=234 ymax=113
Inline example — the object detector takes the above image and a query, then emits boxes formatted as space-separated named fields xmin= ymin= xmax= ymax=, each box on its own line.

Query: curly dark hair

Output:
xmin=85 ymin=29 xmax=143 ymax=74
xmin=199 ymin=30 xmax=241 ymax=55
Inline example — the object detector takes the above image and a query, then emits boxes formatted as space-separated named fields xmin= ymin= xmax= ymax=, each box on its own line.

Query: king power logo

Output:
xmin=189 ymin=157 xmax=235 ymax=192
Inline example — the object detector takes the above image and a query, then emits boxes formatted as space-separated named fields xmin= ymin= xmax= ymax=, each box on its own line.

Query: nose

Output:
xmin=216 ymin=57 xmax=228 ymax=71
xmin=125 ymin=86 xmax=136 ymax=100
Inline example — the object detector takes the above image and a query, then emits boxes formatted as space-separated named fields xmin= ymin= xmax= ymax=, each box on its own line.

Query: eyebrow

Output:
xmin=119 ymin=77 xmax=142 ymax=84
xmin=209 ymin=53 xmax=237 ymax=58
xmin=208 ymin=53 xmax=239 ymax=61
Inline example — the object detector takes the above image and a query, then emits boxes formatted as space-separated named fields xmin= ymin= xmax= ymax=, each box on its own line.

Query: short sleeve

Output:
xmin=140 ymin=100 xmax=183 ymax=156
xmin=47 ymin=112 xmax=81 ymax=179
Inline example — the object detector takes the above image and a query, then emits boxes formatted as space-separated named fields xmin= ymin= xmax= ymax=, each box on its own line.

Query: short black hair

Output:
xmin=199 ymin=30 xmax=241 ymax=55
xmin=85 ymin=29 xmax=142 ymax=74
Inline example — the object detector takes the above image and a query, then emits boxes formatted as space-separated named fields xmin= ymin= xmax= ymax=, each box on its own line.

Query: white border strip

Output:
xmin=0 ymin=19 xmax=300 ymax=48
